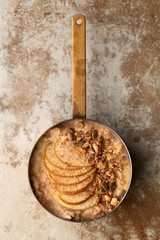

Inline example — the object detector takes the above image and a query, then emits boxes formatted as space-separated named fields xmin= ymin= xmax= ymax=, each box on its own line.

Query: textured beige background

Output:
xmin=0 ymin=0 xmax=160 ymax=239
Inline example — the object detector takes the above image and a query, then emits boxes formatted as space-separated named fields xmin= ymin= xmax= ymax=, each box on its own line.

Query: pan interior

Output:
xmin=28 ymin=119 xmax=132 ymax=222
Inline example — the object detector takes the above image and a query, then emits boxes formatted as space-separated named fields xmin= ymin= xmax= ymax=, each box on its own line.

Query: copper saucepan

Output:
xmin=28 ymin=14 xmax=132 ymax=222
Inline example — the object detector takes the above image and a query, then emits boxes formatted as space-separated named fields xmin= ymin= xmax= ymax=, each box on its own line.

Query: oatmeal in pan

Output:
xmin=29 ymin=119 xmax=131 ymax=221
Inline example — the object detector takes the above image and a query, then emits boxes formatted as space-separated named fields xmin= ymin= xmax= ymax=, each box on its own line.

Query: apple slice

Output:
xmin=49 ymin=167 xmax=96 ymax=185
xmin=55 ymin=139 xmax=91 ymax=167
xmin=45 ymin=143 xmax=79 ymax=169
xmin=44 ymin=157 xmax=92 ymax=177
xmin=46 ymin=170 xmax=54 ymax=183
xmin=59 ymin=185 xmax=95 ymax=204
xmin=55 ymin=174 xmax=95 ymax=195
xmin=50 ymin=189 xmax=97 ymax=210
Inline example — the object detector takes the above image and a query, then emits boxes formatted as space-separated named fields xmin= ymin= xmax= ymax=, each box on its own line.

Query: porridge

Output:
xmin=29 ymin=119 xmax=131 ymax=221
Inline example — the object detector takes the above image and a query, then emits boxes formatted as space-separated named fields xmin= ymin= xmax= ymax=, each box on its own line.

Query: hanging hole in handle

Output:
xmin=76 ymin=18 xmax=82 ymax=24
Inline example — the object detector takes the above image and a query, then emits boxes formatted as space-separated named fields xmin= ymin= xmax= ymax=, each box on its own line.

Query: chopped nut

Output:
xmin=109 ymin=163 xmax=114 ymax=169
xmin=108 ymin=191 xmax=113 ymax=196
xmin=102 ymin=173 xmax=109 ymax=180
xmin=61 ymin=135 xmax=68 ymax=142
xmin=108 ymin=149 xmax=113 ymax=153
xmin=114 ymin=162 xmax=118 ymax=166
xmin=76 ymin=137 xmax=82 ymax=142
xmin=92 ymin=143 xmax=98 ymax=153
xmin=88 ymin=156 xmax=94 ymax=163
xmin=106 ymin=169 xmax=113 ymax=175
xmin=110 ymin=198 xmax=118 ymax=206
xmin=97 ymin=161 xmax=106 ymax=170
xmin=105 ymin=140 xmax=110 ymax=146
xmin=106 ymin=153 xmax=115 ymax=160
xmin=101 ymin=156 xmax=106 ymax=162
xmin=82 ymin=142 xmax=89 ymax=148
xmin=104 ymin=195 xmax=111 ymax=202
xmin=67 ymin=133 xmax=73 ymax=141
xmin=85 ymin=133 xmax=92 ymax=140
xmin=76 ymin=146 xmax=85 ymax=153
xmin=96 ymin=195 xmax=101 ymax=205
xmin=110 ymin=174 xmax=115 ymax=180
xmin=95 ymin=156 xmax=99 ymax=163
xmin=76 ymin=120 xmax=83 ymax=128
xmin=95 ymin=140 xmax=99 ymax=146
xmin=119 ymin=163 xmax=123 ymax=171
xmin=89 ymin=150 xmax=95 ymax=155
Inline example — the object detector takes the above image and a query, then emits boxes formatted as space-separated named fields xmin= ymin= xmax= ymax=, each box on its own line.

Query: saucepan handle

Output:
xmin=72 ymin=14 xmax=86 ymax=118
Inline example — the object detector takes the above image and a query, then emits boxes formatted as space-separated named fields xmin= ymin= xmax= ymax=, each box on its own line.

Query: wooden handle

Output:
xmin=72 ymin=14 xmax=86 ymax=118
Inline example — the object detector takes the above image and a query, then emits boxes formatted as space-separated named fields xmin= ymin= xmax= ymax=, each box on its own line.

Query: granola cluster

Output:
xmin=63 ymin=121 xmax=125 ymax=209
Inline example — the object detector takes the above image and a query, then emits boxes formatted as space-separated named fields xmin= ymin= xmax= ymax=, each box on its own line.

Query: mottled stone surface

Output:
xmin=0 ymin=0 xmax=160 ymax=239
